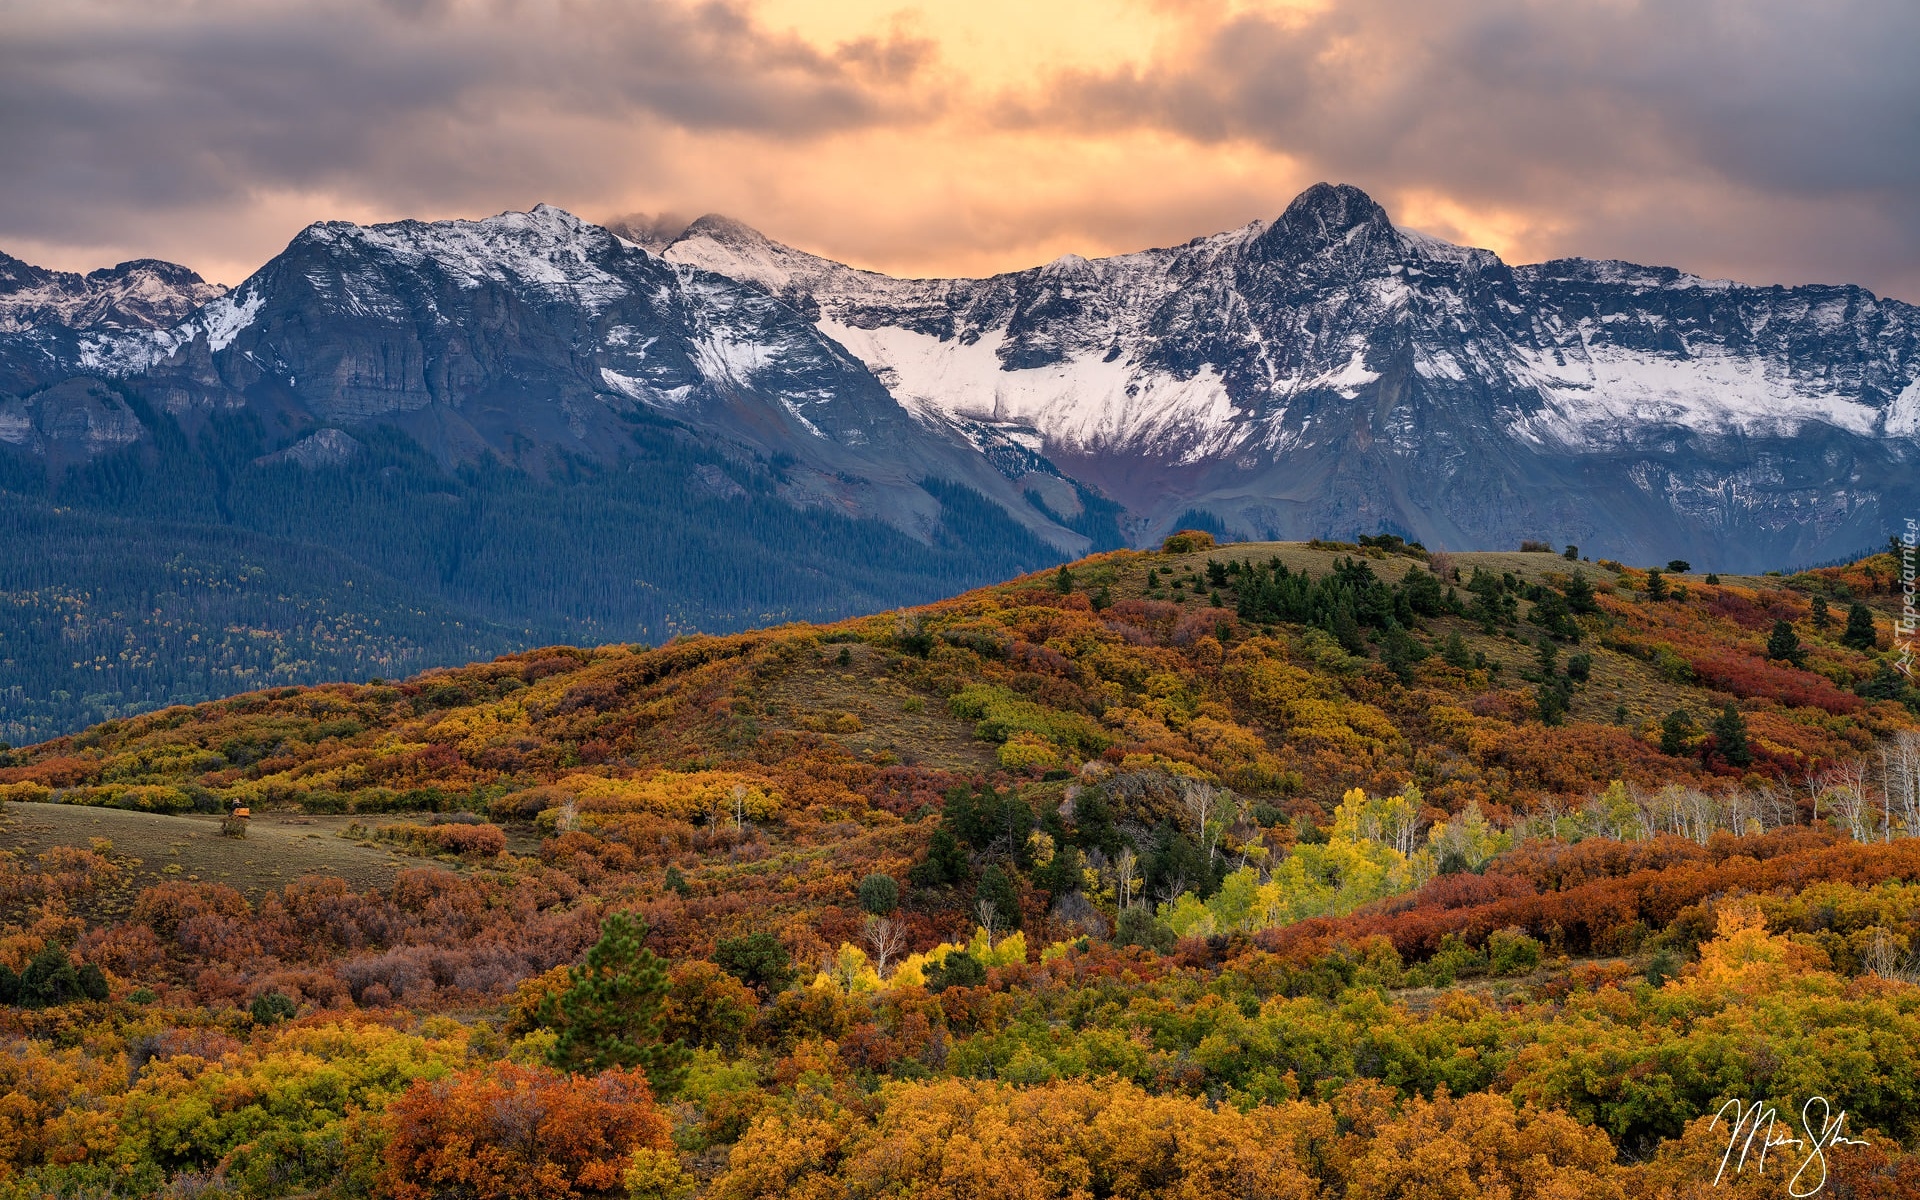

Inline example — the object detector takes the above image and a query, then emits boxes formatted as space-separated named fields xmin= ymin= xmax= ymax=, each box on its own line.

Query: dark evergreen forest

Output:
xmin=0 ymin=402 xmax=1067 ymax=743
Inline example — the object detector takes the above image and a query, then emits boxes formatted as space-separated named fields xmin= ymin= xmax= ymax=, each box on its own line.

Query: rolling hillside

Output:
xmin=1 ymin=537 xmax=1918 ymax=1198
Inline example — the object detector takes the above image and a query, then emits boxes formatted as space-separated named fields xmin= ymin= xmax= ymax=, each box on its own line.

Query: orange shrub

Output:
xmin=381 ymin=1063 xmax=670 ymax=1200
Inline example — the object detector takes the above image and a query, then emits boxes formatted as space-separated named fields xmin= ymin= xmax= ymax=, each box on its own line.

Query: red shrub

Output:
xmin=1687 ymin=649 xmax=1860 ymax=713
xmin=428 ymin=823 xmax=508 ymax=857
xmin=382 ymin=1063 xmax=669 ymax=1200
xmin=1262 ymin=835 xmax=1920 ymax=962
xmin=131 ymin=880 xmax=251 ymax=942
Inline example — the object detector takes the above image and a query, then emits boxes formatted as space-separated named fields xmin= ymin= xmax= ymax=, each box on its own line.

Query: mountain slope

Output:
xmin=0 ymin=210 xmax=1092 ymax=737
xmin=663 ymin=184 xmax=1920 ymax=568
xmin=2 ymin=543 xmax=1918 ymax=1200
xmin=57 ymin=205 xmax=1082 ymax=552
xmin=3 ymin=188 xmax=1917 ymax=738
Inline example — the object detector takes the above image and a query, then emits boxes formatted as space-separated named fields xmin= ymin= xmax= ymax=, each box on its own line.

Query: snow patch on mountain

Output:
xmin=1509 ymin=342 xmax=1886 ymax=446
xmin=202 ymin=288 xmax=264 ymax=352
xmin=77 ymin=329 xmax=174 ymax=375
xmin=1886 ymin=374 xmax=1920 ymax=438
xmin=817 ymin=318 xmax=1243 ymax=461
xmin=74 ymin=284 xmax=262 ymax=372
xmin=692 ymin=332 xmax=778 ymax=390
xmin=314 ymin=204 xmax=634 ymax=313
xmin=0 ymin=258 xmax=225 ymax=335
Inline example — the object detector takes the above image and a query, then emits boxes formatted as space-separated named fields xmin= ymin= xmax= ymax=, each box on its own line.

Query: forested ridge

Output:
xmin=2 ymin=533 xmax=1919 ymax=1199
xmin=0 ymin=399 xmax=1070 ymax=743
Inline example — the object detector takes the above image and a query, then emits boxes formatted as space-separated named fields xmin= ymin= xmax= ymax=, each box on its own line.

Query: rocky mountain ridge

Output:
xmin=4 ymin=184 xmax=1918 ymax=577
xmin=661 ymin=184 xmax=1920 ymax=568
xmin=4 ymin=205 xmax=1085 ymax=553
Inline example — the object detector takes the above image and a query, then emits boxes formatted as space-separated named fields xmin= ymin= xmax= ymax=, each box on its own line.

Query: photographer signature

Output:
xmin=1712 ymin=1097 xmax=1870 ymax=1196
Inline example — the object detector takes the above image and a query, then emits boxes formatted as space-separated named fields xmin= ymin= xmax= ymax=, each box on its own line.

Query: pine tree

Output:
xmin=1710 ymin=702 xmax=1752 ymax=768
xmin=975 ymin=866 xmax=1023 ymax=931
xmin=908 ymin=825 xmax=970 ymax=887
xmin=857 ymin=872 xmax=899 ymax=915
xmin=1811 ymin=594 xmax=1831 ymax=630
xmin=1645 ymin=570 xmax=1669 ymax=601
xmin=1660 ymin=709 xmax=1693 ymax=756
xmin=1534 ymin=635 xmax=1560 ymax=676
xmin=1842 ymin=603 xmax=1878 ymax=650
xmin=1381 ymin=623 xmax=1426 ymax=684
xmin=541 ymin=912 xmax=686 ymax=1089
xmin=1563 ymin=570 xmax=1598 ymax=614
xmin=1035 ymin=843 xmax=1085 ymax=901
xmin=1331 ymin=603 xmax=1367 ymax=656
xmin=1054 ymin=565 xmax=1075 ymax=594
xmin=21 ymin=945 xmax=75 ymax=1007
xmin=1536 ymin=678 xmax=1571 ymax=726
xmin=1766 ymin=620 xmax=1805 ymax=667
xmin=712 ymin=931 xmax=796 ymax=993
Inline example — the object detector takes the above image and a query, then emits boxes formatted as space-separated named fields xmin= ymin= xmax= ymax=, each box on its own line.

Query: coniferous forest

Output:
xmin=0 ymin=400 xmax=1068 ymax=744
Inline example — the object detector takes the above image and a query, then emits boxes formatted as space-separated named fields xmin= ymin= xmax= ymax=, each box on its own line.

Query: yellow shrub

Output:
xmin=998 ymin=733 xmax=1062 ymax=771
xmin=555 ymin=771 xmax=781 ymax=820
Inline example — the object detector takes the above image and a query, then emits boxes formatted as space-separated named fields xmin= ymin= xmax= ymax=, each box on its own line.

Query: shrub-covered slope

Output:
xmin=1 ymin=536 xmax=1918 ymax=1199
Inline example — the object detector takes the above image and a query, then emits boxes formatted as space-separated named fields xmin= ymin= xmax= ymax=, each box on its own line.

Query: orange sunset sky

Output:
xmin=3 ymin=0 xmax=1916 ymax=299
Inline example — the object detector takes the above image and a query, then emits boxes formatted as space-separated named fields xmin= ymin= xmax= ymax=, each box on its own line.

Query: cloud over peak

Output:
xmin=3 ymin=0 xmax=1916 ymax=299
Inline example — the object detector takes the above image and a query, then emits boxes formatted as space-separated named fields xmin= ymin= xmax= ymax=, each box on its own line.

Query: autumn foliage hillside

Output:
xmin=0 ymin=535 xmax=1918 ymax=1198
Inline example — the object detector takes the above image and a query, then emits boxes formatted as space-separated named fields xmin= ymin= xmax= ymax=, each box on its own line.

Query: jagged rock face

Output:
xmin=10 ymin=206 xmax=1084 ymax=552
xmin=0 ymin=253 xmax=224 ymax=334
xmin=0 ymin=377 xmax=146 ymax=467
xmin=664 ymin=183 xmax=1920 ymax=569
xmin=6 ymin=186 xmax=1918 ymax=570
xmin=0 ymin=252 xmax=225 ymax=400
xmin=254 ymin=428 xmax=363 ymax=470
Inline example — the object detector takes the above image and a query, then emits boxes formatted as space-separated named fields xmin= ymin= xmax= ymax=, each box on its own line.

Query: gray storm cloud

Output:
xmin=0 ymin=0 xmax=924 ymax=254
xmin=1 ymin=0 xmax=1916 ymax=300
xmin=1029 ymin=0 xmax=1920 ymax=296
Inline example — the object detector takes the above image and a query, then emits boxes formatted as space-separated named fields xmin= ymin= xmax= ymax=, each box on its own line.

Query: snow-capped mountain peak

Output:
xmin=0 ymin=252 xmax=225 ymax=335
xmin=5 ymin=186 xmax=1918 ymax=569
xmin=655 ymin=183 xmax=1920 ymax=565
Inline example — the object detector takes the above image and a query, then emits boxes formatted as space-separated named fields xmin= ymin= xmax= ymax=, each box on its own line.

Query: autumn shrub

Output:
xmin=1162 ymin=530 xmax=1216 ymax=553
xmin=661 ymin=961 xmax=758 ymax=1052
xmin=712 ymin=1076 xmax=1624 ymax=1200
xmin=1342 ymin=1087 xmax=1624 ymax=1200
xmin=381 ymin=1063 xmax=670 ymax=1200
xmin=1486 ymin=927 xmax=1543 ymax=975
xmin=0 ymin=1037 xmax=130 ymax=1182
xmin=373 ymin=821 xmax=508 ymax=858
xmin=111 ymin=1020 xmax=468 ymax=1196
xmin=948 ymin=684 xmax=1110 ymax=758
